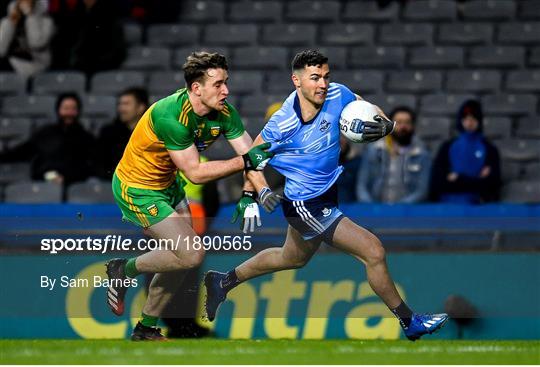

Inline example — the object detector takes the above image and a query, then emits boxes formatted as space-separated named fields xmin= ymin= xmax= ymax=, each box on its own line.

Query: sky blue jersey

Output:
xmin=261 ymin=82 xmax=356 ymax=201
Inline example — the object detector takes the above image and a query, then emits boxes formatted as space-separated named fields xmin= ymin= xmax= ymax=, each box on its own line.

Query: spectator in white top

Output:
xmin=0 ymin=0 xmax=54 ymax=78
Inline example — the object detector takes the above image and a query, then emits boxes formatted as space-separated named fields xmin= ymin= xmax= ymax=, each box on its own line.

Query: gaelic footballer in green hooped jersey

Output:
xmin=115 ymin=88 xmax=245 ymax=190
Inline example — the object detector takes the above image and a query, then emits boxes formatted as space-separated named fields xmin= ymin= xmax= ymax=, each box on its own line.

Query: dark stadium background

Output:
xmin=0 ymin=0 xmax=539 ymax=349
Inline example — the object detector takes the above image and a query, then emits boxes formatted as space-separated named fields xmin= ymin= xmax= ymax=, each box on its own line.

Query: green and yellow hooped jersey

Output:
xmin=116 ymin=88 xmax=244 ymax=190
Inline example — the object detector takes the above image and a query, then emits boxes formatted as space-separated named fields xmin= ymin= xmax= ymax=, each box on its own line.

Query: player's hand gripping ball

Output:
xmin=339 ymin=100 xmax=396 ymax=143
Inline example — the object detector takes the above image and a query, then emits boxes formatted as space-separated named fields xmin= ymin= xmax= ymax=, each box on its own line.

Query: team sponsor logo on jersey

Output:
xmin=147 ymin=204 xmax=159 ymax=217
xmin=210 ymin=126 xmax=221 ymax=137
xmin=322 ymin=207 xmax=332 ymax=217
xmin=319 ymin=119 xmax=330 ymax=132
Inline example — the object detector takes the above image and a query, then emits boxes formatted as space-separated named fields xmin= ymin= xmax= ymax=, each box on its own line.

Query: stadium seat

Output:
xmin=0 ymin=163 xmax=30 ymax=185
xmin=416 ymin=116 xmax=452 ymax=140
xmin=529 ymin=47 xmax=540 ymax=67
xmin=0 ymin=117 xmax=32 ymax=141
xmin=331 ymin=70 xmax=384 ymax=94
xmin=172 ymin=47 xmax=229 ymax=69
xmin=203 ymin=24 xmax=258 ymax=46
xmin=518 ymin=0 xmax=540 ymax=20
xmin=228 ymin=1 xmax=283 ymax=22
xmin=285 ymin=1 xmax=341 ymax=22
xmin=409 ymin=46 xmax=463 ymax=68
xmin=461 ymin=0 xmax=516 ymax=20
xmin=32 ymin=72 xmax=86 ymax=96
xmin=516 ymin=117 xmax=540 ymax=139
xmin=4 ymin=181 xmax=62 ymax=203
xmin=147 ymin=24 xmax=200 ymax=47
xmin=123 ymin=23 xmax=142 ymax=45
xmin=177 ymin=1 xmax=225 ymax=23
xmin=227 ymin=71 xmax=263 ymax=95
xmin=233 ymin=47 xmax=288 ymax=69
xmin=122 ymin=47 xmax=171 ymax=71
xmin=481 ymin=94 xmax=536 ymax=116
xmin=240 ymin=94 xmax=287 ymax=117
xmin=420 ymin=94 xmax=475 ymax=116
xmin=497 ymin=22 xmax=540 ymax=45
xmin=387 ymin=71 xmax=443 ymax=93
xmin=506 ymin=70 xmax=540 ymax=93
xmin=438 ymin=23 xmax=493 ymax=45
xmin=501 ymin=180 xmax=540 ymax=203
xmin=468 ymin=46 xmax=524 ymax=68
xmin=446 ymin=70 xmax=501 ymax=93
xmin=348 ymin=46 xmax=405 ymax=69
xmin=0 ymin=72 xmax=26 ymax=96
xmin=342 ymin=0 xmax=399 ymax=22
xmin=1 ymin=95 xmax=56 ymax=119
xmin=91 ymin=71 xmax=145 ymax=95
xmin=523 ymin=162 xmax=540 ymax=180
xmin=483 ymin=117 xmax=512 ymax=140
xmin=320 ymin=24 xmax=374 ymax=46
xmin=261 ymin=24 xmax=316 ymax=46
xmin=82 ymin=95 xmax=117 ymax=120
xmin=365 ymin=94 xmax=417 ymax=113
xmin=265 ymin=71 xmax=293 ymax=94
xmin=497 ymin=139 xmax=540 ymax=162
xmin=67 ymin=179 xmax=115 ymax=204
xmin=379 ymin=24 xmax=434 ymax=46
xmin=148 ymin=72 xmax=184 ymax=96
xmin=403 ymin=0 xmax=457 ymax=21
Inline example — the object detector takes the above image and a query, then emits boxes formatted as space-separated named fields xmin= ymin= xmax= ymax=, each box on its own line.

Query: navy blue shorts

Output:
xmin=282 ymin=185 xmax=344 ymax=243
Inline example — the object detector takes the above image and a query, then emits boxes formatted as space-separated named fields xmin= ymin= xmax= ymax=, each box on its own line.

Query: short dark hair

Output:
xmin=291 ymin=50 xmax=329 ymax=72
xmin=55 ymin=92 xmax=81 ymax=113
xmin=120 ymin=87 xmax=149 ymax=107
xmin=182 ymin=51 xmax=228 ymax=90
xmin=389 ymin=106 xmax=416 ymax=124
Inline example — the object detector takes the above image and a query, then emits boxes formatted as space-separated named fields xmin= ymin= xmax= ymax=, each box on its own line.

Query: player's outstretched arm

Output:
xmin=168 ymin=142 xmax=272 ymax=184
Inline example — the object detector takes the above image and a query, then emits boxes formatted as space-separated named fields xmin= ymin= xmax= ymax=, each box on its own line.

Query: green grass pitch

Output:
xmin=0 ymin=339 xmax=538 ymax=364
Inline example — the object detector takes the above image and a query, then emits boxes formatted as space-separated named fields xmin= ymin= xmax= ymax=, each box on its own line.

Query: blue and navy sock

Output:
xmin=391 ymin=302 xmax=413 ymax=329
xmin=221 ymin=269 xmax=241 ymax=293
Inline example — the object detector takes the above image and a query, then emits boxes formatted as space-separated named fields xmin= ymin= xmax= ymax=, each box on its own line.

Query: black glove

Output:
xmin=258 ymin=187 xmax=282 ymax=213
xmin=359 ymin=115 xmax=396 ymax=143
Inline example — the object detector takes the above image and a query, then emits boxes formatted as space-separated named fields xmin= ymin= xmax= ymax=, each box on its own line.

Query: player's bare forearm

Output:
xmin=169 ymin=145 xmax=244 ymax=184
xmin=246 ymin=170 xmax=269 ymax=193
xmin=191 ymin=157 xmax=244 ymax=184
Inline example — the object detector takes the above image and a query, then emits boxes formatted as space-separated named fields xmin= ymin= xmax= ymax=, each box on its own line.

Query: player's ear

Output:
xmin=291 ymin=72 xmax=301 ymax=89
xmin=191 ymin=82 xmax=202 ymax=96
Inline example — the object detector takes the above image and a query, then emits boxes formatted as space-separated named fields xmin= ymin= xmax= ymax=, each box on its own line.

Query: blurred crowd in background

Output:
xmin=0 ymin=0 xmax=538 ymax=204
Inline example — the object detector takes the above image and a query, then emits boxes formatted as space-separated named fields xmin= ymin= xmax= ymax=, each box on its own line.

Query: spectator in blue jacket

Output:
xmin=357 ymin=106 xmax=431 ymax=203
xmin=430 ymin=99 xmax=501 ymax=204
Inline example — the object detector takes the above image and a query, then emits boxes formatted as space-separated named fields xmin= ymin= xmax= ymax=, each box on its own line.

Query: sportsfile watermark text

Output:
xmin=40 ymin=235 xmax=253 ymax=254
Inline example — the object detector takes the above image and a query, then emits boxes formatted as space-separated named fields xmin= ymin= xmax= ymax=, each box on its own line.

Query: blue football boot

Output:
xmin=203 ymin=271 xmax=228 ymax=322
xmin=404 ymin=313 xmax=449 ymax=341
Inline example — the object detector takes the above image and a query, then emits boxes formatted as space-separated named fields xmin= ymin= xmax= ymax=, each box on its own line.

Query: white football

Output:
xmin=339 ymin=100 xmax=379 ymax=143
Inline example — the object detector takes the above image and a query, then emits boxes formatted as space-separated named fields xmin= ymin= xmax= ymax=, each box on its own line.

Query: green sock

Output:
xmin=140 ymin=313 xmax=158 ymax=328
xmin=124 ymin=258 xmax=140 ymax=278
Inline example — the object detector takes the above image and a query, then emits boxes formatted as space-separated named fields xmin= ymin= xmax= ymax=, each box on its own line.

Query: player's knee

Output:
xmin=287 ymin=256 xmax=309 ymax=269
xmin=182 ymin=249 xmax=205 ymax=269
xmin=367 ymin=239 xmax=386 ymax=265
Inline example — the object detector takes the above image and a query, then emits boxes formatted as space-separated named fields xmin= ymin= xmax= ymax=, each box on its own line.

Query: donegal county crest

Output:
xmin=147 ymin=204 xmax=159 ymax=217
xmin=210 ymin=126 xmax=221 ymax=137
